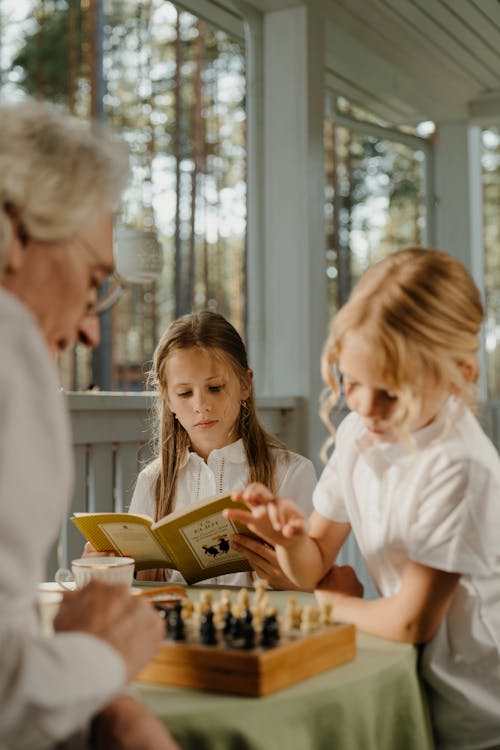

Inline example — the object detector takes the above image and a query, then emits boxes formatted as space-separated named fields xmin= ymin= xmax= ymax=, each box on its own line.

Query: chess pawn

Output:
xmin=300 ymin=604 xmax=320 ymax=635
xmin=319 ymin=601 xmax=333 ymax=626
xmin=283 ymin=596 xmax=302 ymax=632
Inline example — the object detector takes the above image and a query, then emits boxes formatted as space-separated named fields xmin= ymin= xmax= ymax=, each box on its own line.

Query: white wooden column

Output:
xmin=246 ymin=3 xmax=327 ymax=468
xmin=434 ymin=121 xmax=487 ymax=398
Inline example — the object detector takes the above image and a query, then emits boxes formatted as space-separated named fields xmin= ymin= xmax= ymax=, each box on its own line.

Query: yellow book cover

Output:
xmin=71 ymin=492 xmax=257 ymax=584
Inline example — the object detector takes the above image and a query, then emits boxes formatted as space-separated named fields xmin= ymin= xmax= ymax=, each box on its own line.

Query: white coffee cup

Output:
xmin=114 ymin=226 xmax=164 ymax=283
xmin=55 ymin=556 xmax=135 ymax=590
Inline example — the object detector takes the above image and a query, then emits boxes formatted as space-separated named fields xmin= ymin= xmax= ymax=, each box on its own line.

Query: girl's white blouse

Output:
xmin=313 ymin=399 xmax=500 ymax=750
xmin=129 ymin=439 xmax=317 ymax=587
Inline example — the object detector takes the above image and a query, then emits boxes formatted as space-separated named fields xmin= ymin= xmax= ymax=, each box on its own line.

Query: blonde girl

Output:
xmin=227 ymin=248 xmax=500 ymax=749
xmin=129 ymin=310 xmax=317 ymax=588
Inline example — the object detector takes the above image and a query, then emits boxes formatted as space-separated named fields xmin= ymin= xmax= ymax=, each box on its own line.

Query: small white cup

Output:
xmin=55 ymin=556 xmax=135 ymax=590
xmin=114 ymin=226 xmax=164 ymax=283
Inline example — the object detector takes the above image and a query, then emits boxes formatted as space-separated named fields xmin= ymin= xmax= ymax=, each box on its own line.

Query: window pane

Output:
xmin=103 ymin=1 xmax=246 ymax=389
xmin=324 ymin=119 xmax=427 ymax=317
xmin=0 ymin=0 xmax=247 ymax=391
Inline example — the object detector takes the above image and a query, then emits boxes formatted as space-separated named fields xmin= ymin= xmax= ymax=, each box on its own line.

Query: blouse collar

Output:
xmin=182 ymin=438 xmax=247 ymax=468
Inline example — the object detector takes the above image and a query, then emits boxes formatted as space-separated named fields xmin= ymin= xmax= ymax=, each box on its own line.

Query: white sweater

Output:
xmin=0 ymin=289 xmax=125 ymax=750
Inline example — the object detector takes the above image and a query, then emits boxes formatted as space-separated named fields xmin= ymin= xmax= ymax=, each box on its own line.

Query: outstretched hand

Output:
xmin=224 ymin=483 xmax=309 ymax=548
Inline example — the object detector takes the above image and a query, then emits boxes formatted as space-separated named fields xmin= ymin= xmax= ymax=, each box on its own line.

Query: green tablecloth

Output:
xmin=133 ymin=587 xmax=435 ymax=750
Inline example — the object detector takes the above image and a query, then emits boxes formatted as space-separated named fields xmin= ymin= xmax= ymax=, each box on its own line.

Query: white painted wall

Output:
xmin=434 ymin=121 xmax=487 ymax=399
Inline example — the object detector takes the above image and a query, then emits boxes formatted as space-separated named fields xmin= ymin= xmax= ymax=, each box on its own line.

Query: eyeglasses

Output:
xmin=86 ymin=272 xmax=129 ymax=317
xmin=4 ymin=203 xmax=158 ymax=317
xmin=65 ymin=234 xmax=129 ymax=318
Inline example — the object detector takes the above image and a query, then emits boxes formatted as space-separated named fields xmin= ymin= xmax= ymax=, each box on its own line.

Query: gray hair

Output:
xmin=0 ymin=98 xmax=129 ymax=270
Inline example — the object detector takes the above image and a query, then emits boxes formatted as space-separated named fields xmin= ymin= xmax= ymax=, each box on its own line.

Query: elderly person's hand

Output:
xmin=54 ymin=580 xmax=164 ymax=681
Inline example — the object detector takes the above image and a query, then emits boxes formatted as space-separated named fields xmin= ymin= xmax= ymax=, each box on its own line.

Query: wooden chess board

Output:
xmin=136 ymin=622 xmax=356 ymax=696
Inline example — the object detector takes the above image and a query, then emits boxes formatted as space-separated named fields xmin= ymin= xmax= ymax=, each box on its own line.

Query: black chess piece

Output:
xmin=241 ymin=618 xmax=255 ymax=650
xmin=261 ymin=614 xmax=280 ymax=647
xmin=199 ymin=610 xmax=217 ymax=645
xmin=228 ymin=615 xmax=244 ymax=647
xmin=166 ymin=603 xmax=185 ymax=641
xmin=222 ymin=611 xmax=234 ymax=641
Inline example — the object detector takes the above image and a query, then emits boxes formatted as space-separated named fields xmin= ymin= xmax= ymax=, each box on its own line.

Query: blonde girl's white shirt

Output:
xmin=129 ymin=439 xmax=317 ymax=587
xmin=313 ymin=398 xmax=500 ymax=750
xmin=0 ymin=289 xmax=125 ymax=750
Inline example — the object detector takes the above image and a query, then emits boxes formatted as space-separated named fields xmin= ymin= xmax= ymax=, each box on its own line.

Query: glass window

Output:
xmin=0 ymin=0 xmax=247 ymax=391
xmin=324 ymin=99 xmax=430 ymax=317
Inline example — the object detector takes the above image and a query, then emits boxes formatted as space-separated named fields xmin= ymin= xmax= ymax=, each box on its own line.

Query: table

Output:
xmin=133 ymin=587 xmax=435 ymax=750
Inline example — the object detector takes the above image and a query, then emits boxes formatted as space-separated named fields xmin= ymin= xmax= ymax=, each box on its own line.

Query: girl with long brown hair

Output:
xmin=130 ymin=310 xmax=317 ymax=588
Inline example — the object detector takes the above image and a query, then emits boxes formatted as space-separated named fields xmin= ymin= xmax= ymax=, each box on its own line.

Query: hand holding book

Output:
xmin=71 ymin=492 xmax=259 ymax=585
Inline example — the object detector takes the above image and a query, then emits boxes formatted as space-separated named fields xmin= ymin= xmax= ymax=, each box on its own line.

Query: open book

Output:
xmin=70 ymin=492 xmax=257 ymax=584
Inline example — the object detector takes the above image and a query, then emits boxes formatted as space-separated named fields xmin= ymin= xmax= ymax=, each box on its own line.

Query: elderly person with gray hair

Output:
xmin=0 ymin=99 xmax=179 ymax=750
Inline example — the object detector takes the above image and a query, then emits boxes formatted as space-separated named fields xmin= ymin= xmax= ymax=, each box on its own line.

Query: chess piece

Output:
xmin=252 ymin=578 xmax=268 ymax=607
xmin=319 ymin=601 xmax=333 ymax=626
xmin=300 ymin=604 xmax=320 ymax=634
xmin=228 ymin=615 xmax=244 ymax=647
xmin=261 ymin=613 xmax=280 ymax=647
xmin=167 ymin=603 xmax=185 ymax=641
xmin=200 ymin=610 xmax=217 ymax=645
xmin=283 ymin=596 xmax=302 ymax=632
xmin=181 ymin=598 xmax=194 ymax=620
xmin=198 ymin=590 xmax=213 ymax=613
xmin=212 ymin=600 xmax=227 ymax=629
xmin=241 ymin=612 xmax=255 ymax=650
xmin=233 ymin=587 xmax=249 ymax=618
xmin=218 ymin=589 xmax=232 ymax=614
xmin=251 ymin=579 xmax=272 ymax=624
